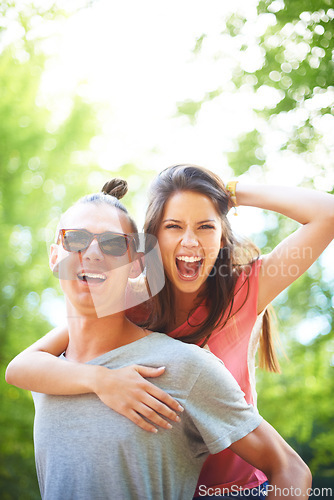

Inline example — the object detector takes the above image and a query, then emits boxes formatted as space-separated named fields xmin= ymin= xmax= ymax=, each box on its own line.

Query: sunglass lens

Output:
xmin=101 ymin=234 xmax=128 ymax=256
xmin=63 ymin=231 xmax=90 ymax=252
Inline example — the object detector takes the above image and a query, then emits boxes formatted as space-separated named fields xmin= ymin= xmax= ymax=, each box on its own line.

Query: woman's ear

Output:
xmin=49 ymin=244 xmax=59 ymax=273
xmin=129 ymin=252 xmax=144 ymax=279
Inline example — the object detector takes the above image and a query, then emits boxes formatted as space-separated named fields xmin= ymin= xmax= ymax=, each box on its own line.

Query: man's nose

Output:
xmin=83 ymin=238 xmax=104 ymax=260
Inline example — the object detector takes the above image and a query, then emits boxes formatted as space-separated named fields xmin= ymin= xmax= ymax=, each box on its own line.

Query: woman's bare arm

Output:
xmin=230 ymin=420 xmax=312 ymax=499
xmin=235 ymin=184 xmax=334 ymax=313
xmin=6 ymin=326 xmax=71 ymax=391
xmin=5 ymin=326 xmax=183 ymax=433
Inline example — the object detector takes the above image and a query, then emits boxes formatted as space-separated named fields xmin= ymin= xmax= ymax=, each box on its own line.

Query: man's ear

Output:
xmin=129 ymin=252 xmax=144 ymax=279
xmin=49 ymin=244 xmax=59 ymax=273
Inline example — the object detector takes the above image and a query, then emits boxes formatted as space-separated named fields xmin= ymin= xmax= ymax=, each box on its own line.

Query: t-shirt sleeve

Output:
xmin=184 ymin=351 xmax=263 ymax=457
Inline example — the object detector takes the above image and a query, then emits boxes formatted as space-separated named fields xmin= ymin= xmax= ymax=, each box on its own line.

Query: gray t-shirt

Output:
xmin=32 ymin=332 xmax=262 ymax=500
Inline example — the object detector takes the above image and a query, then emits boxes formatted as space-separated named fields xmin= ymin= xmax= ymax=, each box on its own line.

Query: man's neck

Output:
xmin=65 ymin=311 xmax=147 ymax=363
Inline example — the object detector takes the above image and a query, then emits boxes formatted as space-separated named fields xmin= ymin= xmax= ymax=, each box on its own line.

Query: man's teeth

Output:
xmin=78 ymin=272 xmax=107 ymax=280
xmin=176 ymin=256 xmax=202 ymax=263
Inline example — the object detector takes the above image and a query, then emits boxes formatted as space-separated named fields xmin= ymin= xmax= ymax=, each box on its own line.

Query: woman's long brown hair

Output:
xmin=143 ymin=164 xmax=280 ymax=373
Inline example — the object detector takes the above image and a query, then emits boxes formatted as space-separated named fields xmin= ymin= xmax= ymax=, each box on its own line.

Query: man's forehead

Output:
xmin=61 ymin=203 xmax=126 ymax=231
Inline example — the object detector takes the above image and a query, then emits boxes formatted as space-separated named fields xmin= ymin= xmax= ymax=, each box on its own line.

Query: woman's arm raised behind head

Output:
xmin=234 ymin=183 xmax=334 ymax=314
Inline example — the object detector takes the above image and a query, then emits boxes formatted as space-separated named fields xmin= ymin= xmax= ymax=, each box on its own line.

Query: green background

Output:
xmin=1 ymin=1 xmax=333 ymax=497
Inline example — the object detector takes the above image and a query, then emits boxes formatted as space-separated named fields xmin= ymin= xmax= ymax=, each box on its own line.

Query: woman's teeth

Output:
xmin=175 ymin=256 xmax=202 ymax=278
xmin=176 ymin=256 xmax=202 ymax=263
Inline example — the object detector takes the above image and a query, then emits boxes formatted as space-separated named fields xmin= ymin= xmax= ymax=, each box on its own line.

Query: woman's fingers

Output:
xmin=94 ymin=364 xmax=184 ymax=431
xmin=134 ymin=365 xmax=166 ymax=378
xmin=126 ymin=410 xmax=160 ymax=434
xmin=134 ymin=365 xmax=184 ymax=414
xmin=141 ymin=385 xmax=183 ymax=422
xmin=127 ymin=399 xmax=180 ymax=433
xmin=138 ymin=393 xmax=182 ymax=426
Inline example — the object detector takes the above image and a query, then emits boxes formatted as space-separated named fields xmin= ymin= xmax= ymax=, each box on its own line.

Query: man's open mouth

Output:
xmin=175 ymin=255 xmax=203 ymax=280
xmin=77 ymin=272 xmax=107 ymax=284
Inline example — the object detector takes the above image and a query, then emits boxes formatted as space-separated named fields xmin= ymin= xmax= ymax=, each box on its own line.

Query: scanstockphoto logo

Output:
xmin=197 ymin=484 xmax=334 ymax=497
xmin=47 ymin=229 xmax=165 ymax=318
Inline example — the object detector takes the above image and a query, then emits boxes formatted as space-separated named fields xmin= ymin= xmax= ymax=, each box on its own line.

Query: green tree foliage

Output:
xmin=177 ymin=0 xmax=334 ymax=486
xmin=2 ymin=1 xmax=333 ymax=496
xmin=228 ymin=0 xmax=334 ymax=169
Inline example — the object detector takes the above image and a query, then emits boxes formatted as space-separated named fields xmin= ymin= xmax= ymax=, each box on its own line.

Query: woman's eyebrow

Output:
xmin=197 ymin=219 xmax=216 ymax=224
xmin=162 ymin=218 xmax=217 ymax=224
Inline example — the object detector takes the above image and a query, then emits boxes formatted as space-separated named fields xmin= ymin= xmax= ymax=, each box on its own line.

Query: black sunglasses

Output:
xmin=57 ymin=229 xmax=135 ymax=257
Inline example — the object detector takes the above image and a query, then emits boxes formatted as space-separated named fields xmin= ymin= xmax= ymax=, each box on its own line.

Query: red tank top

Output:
xmin=128 ymin=259 xmax=267 ymax=492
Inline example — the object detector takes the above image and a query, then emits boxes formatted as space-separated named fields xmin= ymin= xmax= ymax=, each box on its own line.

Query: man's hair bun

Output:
xmin=101 ymin=178 xmax=128 ymax=200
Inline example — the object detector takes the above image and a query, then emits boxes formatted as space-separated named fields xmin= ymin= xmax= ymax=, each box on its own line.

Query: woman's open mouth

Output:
xmin=175 ymin=255 xmax=203 ymax=281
